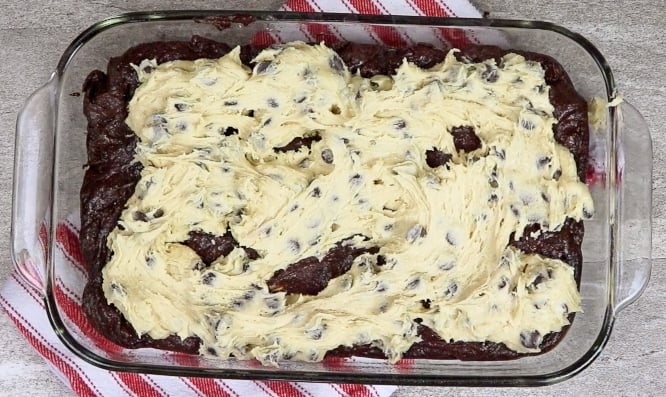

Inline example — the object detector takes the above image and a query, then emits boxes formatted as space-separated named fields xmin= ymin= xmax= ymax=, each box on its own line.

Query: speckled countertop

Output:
xmin=1 ymin=0 xmax=664 ymax=396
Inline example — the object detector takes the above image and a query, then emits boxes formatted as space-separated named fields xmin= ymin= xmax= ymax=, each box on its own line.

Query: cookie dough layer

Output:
xmin=98 ymin=42 xmax=592 ymax=365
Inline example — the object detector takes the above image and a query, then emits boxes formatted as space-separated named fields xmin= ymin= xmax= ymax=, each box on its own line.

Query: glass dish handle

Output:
xmin=10 ymin=76 xmax=57 ymax=295
xmin=614 ymin=101 xmax=653 ymax=314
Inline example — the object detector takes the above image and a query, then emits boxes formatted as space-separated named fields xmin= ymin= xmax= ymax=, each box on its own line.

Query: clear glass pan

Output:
xmin=11 ymin=11 xmax=652 ymax=386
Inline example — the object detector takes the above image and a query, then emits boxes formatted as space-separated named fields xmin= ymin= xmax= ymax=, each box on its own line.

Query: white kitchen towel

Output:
xmin=252 ymin=0 xmax=486 ymax=48
xmin=1 ymin=0 xmax=483 ymax=396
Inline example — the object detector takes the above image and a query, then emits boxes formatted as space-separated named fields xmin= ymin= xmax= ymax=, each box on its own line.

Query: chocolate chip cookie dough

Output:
xmin=81 ymin=37 xmax=592 ymax=364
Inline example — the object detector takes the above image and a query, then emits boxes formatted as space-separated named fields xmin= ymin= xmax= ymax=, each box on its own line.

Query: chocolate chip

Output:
xmin=537 ymin=156 xmax=551 ymax=169
xmin=406 ymin=278 xmax=420 ymax=290
xmin=110 ymin=282 xmax=126 ymax=296
xmin=267 ymin=98 xmax=279 ymax=108
xmin=488 ymin=178 xmax=499 ymax=188
xmin=176 ymin=121 xmax=188 ymax=131
xmin=451 ymin=125 xmax=482 ymax=153
xmin=520 ymin=119 xmax=535 ymax=131
xmin=481 ymin=64 xmax=499 ymax=83
xmin=174 ymin=103 xmax=189 ymax=112
xmin=425 ymin=148 xmax=452 ymax=168
xmin=321 ymin=148 xmax=334 ymax=164
xmin=206 ymin=347 xmax=218 ymax=356
xmin=420 ymin=298 xmax=431 ymax=309
xmin=232 ymin=286 xmax=252 ymax=299
xmin=445 ymin=232 xmax=456 ymax=246
xmin=289 ymin=204 xmax=299 ymax=212
xmin=202 ymin=272 xmax=216 ymax=285
xmin=262 ymin=117 xmax=272 ymax=126
xmin=489 ymin=193 xmax=499 ymax=203
xmin=307 ymin=327 xmax=323 ymax=340
xmin=254 ymin=61 xmax=273 ymax=74
xmin=152 ymin=115 xmax=167 ymax=125
xmin=141 ymin=65 xmax=154 ymax=74
xmin=394 ymin=119 xmax=406 ymax=129
xmin=244 ymin=247 xmax=259 ymax=260
xmin=349 ymin=173 xmax=362 ymax=185
xmin=414 ymin=317 xmax=423 ymax=324
xmin=407 ymin=225 xmax=426 ymax=243
xmin=264 ymin=296 xmax=280 ymax=310
xmin=295 ymin=96 xmax=306 ymax=103
xmin=224 ymin=100 xmax=238 ymax=106
xmin=133 ymin=211 xmax=148 ymax=222
xmin=439 ymin=261 xmax=455 ymax=271
xmin=520 ymin=330 xmax=541 ymax=349
xmin=493 ymin=147 xmax=506 ymax=160
xmin=329 ymin=104 xmax=341 ymax=114
xmin=329 ymin=54 xmax=344 ymax=72
xmin=541 ymin=192 xmax=550 ymax=203
xmin=376 ymin=255 xmax=386 ymax=266
xmin=274 ymin=134 xmax=322 ymax=153
xmin=311 ymin=187 xmax=321 ymax=197
xmin=583 ymin=207 xmax=594 ymax=219
xmin=153 ymin=208 xmax=164 ymax=218
xmin=444 ymin=282 xmax=458 ymax=298
xmin=553 ymin=169 xmax=562 ymax=180
xmin=243 ymin=109 xmax=255 ymax=117
xmin=288 ymin=239 xmax=301 ymax=253
xmin=309 ymin=235 xmax=322 ymax=246
xmin=510 ymin=205 xmax=520 ymax=217
xmin=192 ymin=261 xmax=206 ymax=271
xmin=498 ymin=276 xmax=508 ymax=289
xmin=376 ymin=282 xmax=388 ymax=292
xmin=528 ymin=272 xmax=549 ymax=290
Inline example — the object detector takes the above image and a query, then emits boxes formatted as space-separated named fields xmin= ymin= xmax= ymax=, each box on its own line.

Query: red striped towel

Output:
xmin=2 ymin=1 xmax=482 ymax=396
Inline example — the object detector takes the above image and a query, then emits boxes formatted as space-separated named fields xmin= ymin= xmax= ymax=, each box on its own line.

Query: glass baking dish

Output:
xmin=11 ymin=11 xmax=652 ymax=386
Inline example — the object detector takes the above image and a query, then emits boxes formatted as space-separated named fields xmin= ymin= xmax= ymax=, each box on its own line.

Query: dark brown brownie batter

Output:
xmin=81 ymin=36 xmax=589 ymax=360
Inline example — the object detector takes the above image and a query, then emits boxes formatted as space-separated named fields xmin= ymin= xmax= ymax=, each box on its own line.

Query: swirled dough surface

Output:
xmin=102 ymin=42 xmax=593 ymax=365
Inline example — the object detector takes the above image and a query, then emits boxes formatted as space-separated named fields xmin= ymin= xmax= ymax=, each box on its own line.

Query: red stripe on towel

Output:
xmin=346 ymin=0 xmax=409 ymax=47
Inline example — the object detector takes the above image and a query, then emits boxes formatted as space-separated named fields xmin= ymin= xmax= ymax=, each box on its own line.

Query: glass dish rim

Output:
xmin=43 ymin=10 xmax=618 ymax=386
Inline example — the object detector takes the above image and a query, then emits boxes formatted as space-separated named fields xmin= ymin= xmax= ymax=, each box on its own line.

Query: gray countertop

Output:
xmin=1 ymin=0 xmax=664 ymax=395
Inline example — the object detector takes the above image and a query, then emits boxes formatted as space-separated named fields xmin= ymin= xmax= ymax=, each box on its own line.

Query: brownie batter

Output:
xmin=81 ymin=37 xmax=591 ymax=362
